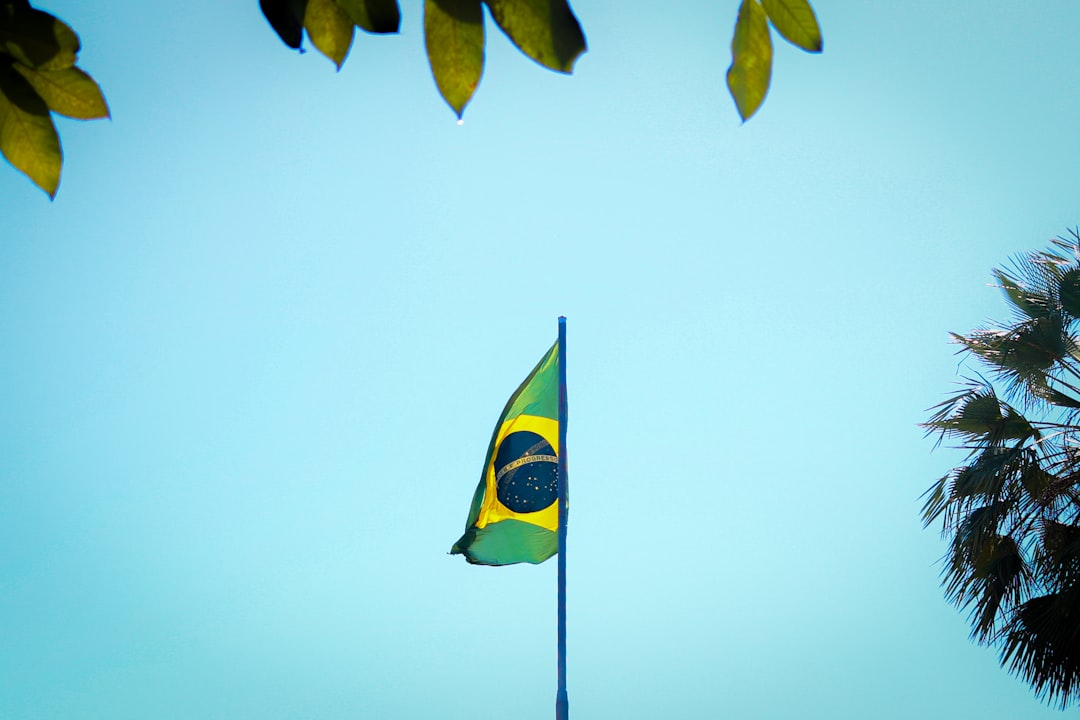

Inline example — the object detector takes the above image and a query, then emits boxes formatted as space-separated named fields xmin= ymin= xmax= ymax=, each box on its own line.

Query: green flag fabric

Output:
xmin=451 ymin=340 xmax=560 ymax=566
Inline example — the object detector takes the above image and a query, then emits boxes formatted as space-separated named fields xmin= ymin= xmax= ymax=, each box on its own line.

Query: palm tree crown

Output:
xmin=924 ymin=229 xmax=1080 ymax=707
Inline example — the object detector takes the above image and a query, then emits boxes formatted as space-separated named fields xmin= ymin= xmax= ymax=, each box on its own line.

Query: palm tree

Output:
xmin=924 ymin=228 xmax=1080 ymax=708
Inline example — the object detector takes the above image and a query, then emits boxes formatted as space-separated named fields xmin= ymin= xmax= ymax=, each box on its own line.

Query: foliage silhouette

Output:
xmin=924 ymin=229 xmax=1080 ymax=708
xmin=0 ymin=0 xmax=108 ymax=197
xmin=1 ymin=0 xmax=821 ymax=197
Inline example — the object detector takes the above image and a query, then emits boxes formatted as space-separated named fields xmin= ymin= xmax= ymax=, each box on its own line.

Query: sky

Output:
xmin=3 ymin=1 xmax=1080 ymax=718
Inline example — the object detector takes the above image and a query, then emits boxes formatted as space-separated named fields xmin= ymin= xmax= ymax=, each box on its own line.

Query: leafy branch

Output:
xmin=0 ymin=0 xmax=108 ymax=198
xmin=727 ymin=0 xmax=822 ymax=122
xmin=923 ymin=230 xmax=1080 ymax=707
xmin=260 ymin=0 xmax=587 ymax=118
xmin=3 ymin=0 xmax=823 ymax=198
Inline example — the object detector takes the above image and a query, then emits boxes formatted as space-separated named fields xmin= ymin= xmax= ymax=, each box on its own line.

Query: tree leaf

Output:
xmin=260 ymin=0 xmax=309 ymax=50
xmin=1030 ymin=383 xmax=1080 ymax=409
xmin=13 ymin=64 xmax=108 ymax=119
xmin=336 ymin=0 xmax=400 ymax=34
xmin=994 ymin=268 xmax=1047 ymax=320
xmin=0 ymin=60 xmax=60 ymax=197
xmin=304 ymin=0 xmax=354 ymax=69
xmin=726 ymin=0 xmax=772 ymax=122
xmin=483 ymin=0 xmax=585 ymax=73
xmin=0 ymin=5 xmax=80 ymax=70
xmin=760 ymin=0 xmax=822 ymax=53
xmin=1058 ymin=268 xmax=1080 ymax=318
xmin=424 ymin=0 xmax=484 ymax=118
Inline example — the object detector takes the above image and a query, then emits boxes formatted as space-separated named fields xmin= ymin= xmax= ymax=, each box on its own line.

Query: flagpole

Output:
xmin=556 ymin=316 xmax=569 ymax=720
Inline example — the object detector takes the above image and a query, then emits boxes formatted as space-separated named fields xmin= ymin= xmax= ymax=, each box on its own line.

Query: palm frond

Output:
xmin=1002 ymin=593 xmax=1080 ymax=708
xmin=921 ymin=379 xmax=1037 ymax=449
xmin=942 ymin=525 xmax=1028 ymax=642
xmin=924 ymin=229 xmax=1080 ymax=707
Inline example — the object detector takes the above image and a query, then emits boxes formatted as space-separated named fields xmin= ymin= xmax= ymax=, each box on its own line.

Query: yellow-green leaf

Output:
xmin=483 ymin=0 xmax=585 ymax=73
xmin=336 ymin=0 xmax=400 ymax=34
xmin=761 ymin=0 xmax=821 ymax=52
xmin=424 ymin=0 xmax=484 ymax=118
xmin=0 ymin=61 xmax=60 ymax=197
xmin=304 ymin=0 xmax=354 ymax=69
xmin=14 ymin=64 xmax=108 ymax=119
xmin=726 ymin=0 xmax=772 ymax=122
xmin=0 ymin=6 xmax=80 ymax=70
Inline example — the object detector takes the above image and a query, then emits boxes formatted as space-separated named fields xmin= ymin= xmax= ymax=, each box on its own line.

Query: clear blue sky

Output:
xmin=3 ymin=1 xmax=1080 ymax=718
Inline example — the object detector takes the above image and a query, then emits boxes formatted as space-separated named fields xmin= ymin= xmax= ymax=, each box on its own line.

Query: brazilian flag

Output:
xmin=451 ymin=340 xmax=560 ymax=566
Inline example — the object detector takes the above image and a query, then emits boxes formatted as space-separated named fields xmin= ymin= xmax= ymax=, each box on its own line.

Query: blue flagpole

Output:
xmin=556 ymin=316 xmax=569 ymax=720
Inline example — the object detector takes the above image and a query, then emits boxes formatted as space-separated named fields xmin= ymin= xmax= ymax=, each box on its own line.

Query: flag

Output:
xmin=451 ymin=340 xmax=560 ymax=566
